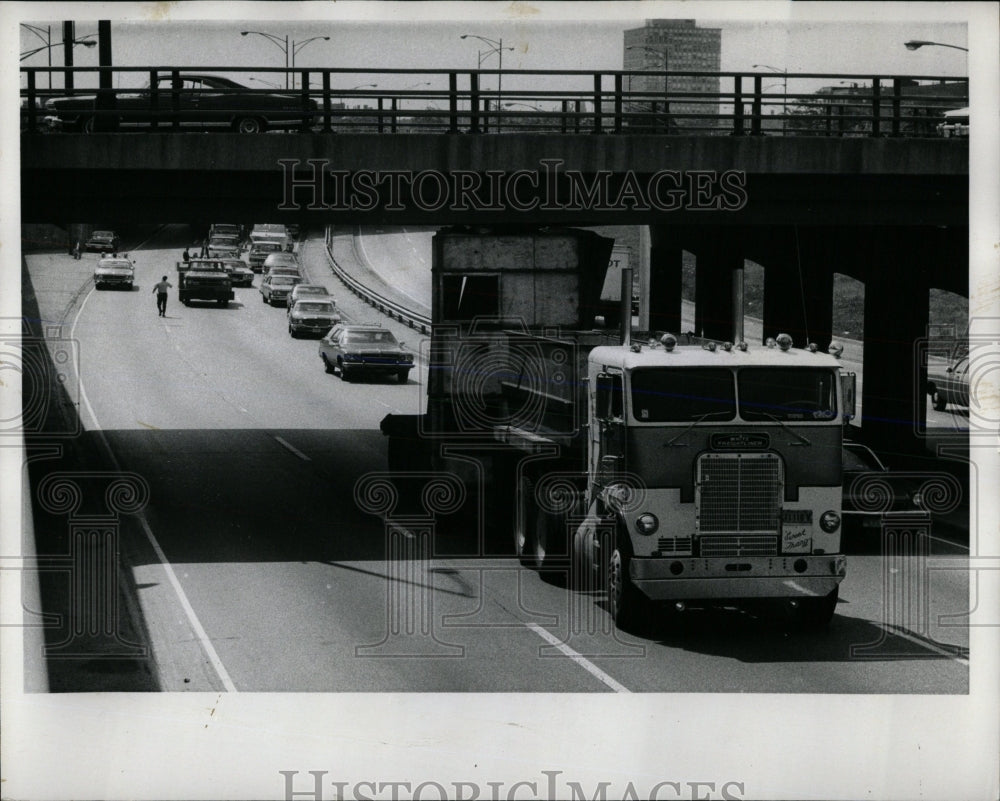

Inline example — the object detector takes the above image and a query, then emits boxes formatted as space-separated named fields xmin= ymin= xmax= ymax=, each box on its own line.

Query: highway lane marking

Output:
xmin=274 ymin=435 xmax=312 ymax=461
xmin=883 ymin=625 xmax=969 ymax=666
xmin=525 ymin=622 xmax=631 ymax=693
xmin=70 ymin=285 xmax=239 ymax=693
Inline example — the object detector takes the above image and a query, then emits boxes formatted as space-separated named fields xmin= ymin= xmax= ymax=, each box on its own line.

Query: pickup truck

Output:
xmin=176 ymin=258 xmax=235 ymax=307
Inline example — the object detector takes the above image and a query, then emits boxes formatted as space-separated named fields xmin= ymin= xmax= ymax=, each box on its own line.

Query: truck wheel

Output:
xmin=261 ymin=294 xmax=267 ymax=304
xmin=321 ymin=354 xmax=333 ymax=374
xmin=532 ymin=499 xmax=569 ymax=572
xmin=289 ymin=325 xmax=298 ymax=338
xmin=514 ymin=475 xmax=536 ymax=566
xmin=795 ymin=587 xmax=839 ymax=629
xmin=608 ymin=535 xmax=646 ymax=630
xmin=932 ymin=390 xmax=947 ymax=412
xmin=218 ymin=299 xmax=228 ymax=308
xmin=396 ymin=369 xmax=409 ymax=384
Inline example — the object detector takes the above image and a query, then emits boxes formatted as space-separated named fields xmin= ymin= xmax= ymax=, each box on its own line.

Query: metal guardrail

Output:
xmin=21 ymin=65 xmax=968 ymax=138
xmin=323 ymin=226 xmax=431 ymax=334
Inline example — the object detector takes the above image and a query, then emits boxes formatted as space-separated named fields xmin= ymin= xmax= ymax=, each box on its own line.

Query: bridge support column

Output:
xmin=647 ymin=228 xmax=683 ymax=335
xmin=694 ymin=238 xmax=738 ymax=341
xmin=861 ymin=229 xmax=930 ymax=454
xmin=762 ymin=227 xmax=834 ymax=349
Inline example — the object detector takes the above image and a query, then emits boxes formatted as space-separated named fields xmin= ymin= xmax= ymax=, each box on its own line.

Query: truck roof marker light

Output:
xmin=704 ymin=342 xmax=717 ymax=352
xmin=776 ymin=333 xmax=793 ymax=351
xmin=737 ymin=341 xmax=748 ymax=352
xmin=765 ymin=337 xmax=777 ymax=348
xmin=828 ymin=342 xmax=844 ymax=359
xmin=722 ymin=341 xmax=733 ymax=352
xmin=660 ymin=333 xmax=677 ymax=351
xmin=807 ymin=342 xmax=818 ymax=353
xmin=630 ymin=342 xmax=642 ymax=353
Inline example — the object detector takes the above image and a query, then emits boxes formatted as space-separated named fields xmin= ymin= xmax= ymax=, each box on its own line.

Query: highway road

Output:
xmin=26 ymin=225 xmax=970 ymax=693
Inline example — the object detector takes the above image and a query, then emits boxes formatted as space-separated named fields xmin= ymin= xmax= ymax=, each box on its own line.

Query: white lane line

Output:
xmin=884 ymin=625 xmax=969 ymax=666
xmin=135 ymin=516 xmax=240 ymax=691
xmin=274 ymin=435 xmax=312 ymax=461
xmin=525 ymin=622 xmax=631 ymax=693
xmin=70 ymin=284 xmax=239 ymax=693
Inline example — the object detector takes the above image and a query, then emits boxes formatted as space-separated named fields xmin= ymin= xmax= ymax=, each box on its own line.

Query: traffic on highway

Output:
xmin=21 ymin=223 xmax=970 ymax=694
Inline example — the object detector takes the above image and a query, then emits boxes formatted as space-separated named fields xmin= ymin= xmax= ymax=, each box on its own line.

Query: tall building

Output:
xmin=623 ymin=19 xmax=722 ymax=130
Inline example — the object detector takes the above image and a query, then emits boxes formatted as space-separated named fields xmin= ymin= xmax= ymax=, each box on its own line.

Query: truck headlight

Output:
xmin=819 ymin=511 xmax=841 ymax=533
xmin=635 ymin=513 xmax=659 ymax=535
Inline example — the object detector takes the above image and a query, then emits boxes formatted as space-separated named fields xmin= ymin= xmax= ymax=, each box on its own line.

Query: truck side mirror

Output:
xmin=841 ymin=372 xmax=856 ymax=422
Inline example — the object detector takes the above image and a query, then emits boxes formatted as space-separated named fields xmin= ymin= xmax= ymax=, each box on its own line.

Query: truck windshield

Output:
xmin=738 ymin=368 xmax=837 ymax=421
xmin=631 ymin=368 xmax=736 ymax=422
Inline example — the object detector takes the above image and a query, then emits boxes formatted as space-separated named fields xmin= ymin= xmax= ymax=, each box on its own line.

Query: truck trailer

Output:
xmin=381 ymin=227 xmax=853 ymax=629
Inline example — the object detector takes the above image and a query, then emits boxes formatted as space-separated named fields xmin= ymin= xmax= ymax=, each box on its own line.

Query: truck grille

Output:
xmin=656 ymin=536 xmax=692 ymax=554
xmin=696 ymin=452 xmax=781 ymax=534
xmin=699 ymin=535 xmax=779 ymax=557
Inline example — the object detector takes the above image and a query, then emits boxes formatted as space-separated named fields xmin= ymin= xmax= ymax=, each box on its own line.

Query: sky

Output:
xmin=16 ymin=4 xmax=971 ymax=95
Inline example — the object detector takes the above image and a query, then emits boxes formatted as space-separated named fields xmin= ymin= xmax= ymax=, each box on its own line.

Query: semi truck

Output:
xmin=381 ymin=227 xmax=853 ymax=629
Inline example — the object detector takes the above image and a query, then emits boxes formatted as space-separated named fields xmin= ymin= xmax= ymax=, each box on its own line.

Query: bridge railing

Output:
xmin=21 ymin=66 xmax=967 ymax=138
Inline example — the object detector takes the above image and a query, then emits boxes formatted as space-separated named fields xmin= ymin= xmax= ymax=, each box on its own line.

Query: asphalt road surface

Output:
xmin=27 ymin=225 xmax=970 ymax=693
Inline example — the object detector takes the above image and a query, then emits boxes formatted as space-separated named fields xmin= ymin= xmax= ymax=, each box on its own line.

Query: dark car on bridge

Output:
xmin=318 ymin=324 xmax=414 ymax=383
xmin=842 ymin=441 xmax=930 ymax=539
xmin=43 ymin=74 xmax=318 ymax=134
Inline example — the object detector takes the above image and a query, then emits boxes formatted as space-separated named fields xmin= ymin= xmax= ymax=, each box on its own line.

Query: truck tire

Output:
xmin=795 ymin=587 xmax=839 ymax=629
xmin=397 ymin=369 xmax=410 ymax=384
xmin=322 ymin=354 xmax=333 ymax=374
xmin=607 ymin=533 xmax=646 ymax=630
xmin=931 ymin=389 xmax=947 ymax=412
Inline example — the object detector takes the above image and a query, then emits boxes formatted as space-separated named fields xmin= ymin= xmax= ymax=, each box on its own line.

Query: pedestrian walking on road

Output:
xmin=152 ymin=275 xmax=173 ymax=317
xmin=73 ymin=241 xmax=81 ymax=260
xmin=182 ymin=247 xmax=190 ymax=263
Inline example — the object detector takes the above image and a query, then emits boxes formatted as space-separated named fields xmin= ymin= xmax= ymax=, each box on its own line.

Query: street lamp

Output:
xmin=21 ymin=36 xmax=96 ymax=63
xmin=904 ymin=40 xmax=969 ymax=52
xmin=461 ymin=34 xmax=514 ymax=131
xmin=753 ymin=63 xmax=788 ymax=132
xmin=341 ymin=83 xmax=377 ymax=108
xmin=249 ymin=77 xmax=281 ymax=89
xmin=241 ymin=30 xmax=290 ymax=89
xmin=20 ymin=24 xmax=52 ymax=89
xmin=626 ymin=44 xmax=671 ymax=119
xmin=291 ymin=36 xmax=330 ymax=89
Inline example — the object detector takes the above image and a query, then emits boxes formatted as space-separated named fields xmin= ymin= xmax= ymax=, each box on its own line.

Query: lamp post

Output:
xmin=249 ymin=77 xmax=281 ymax=89
xmin=290 ymin=36 xmax=330 ymax=89
xmin=20 ymin=24 xmax=51 ymax=89
xmin=241 ymin=30 xmax=290 ymax=89
xmin=341 ymin=83 xmax=377 ymax=108
xmin=904 ymin=40 xmax=969 ymax=52
xmin=753 ymin=64 xmax=788 ymax=132
xmin=626 ymin=44 xmax=671 ymax=124
xmin=461 ymin=34 xmax=514 ymax=132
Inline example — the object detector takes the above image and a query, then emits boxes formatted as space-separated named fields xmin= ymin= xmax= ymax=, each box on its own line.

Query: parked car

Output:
xmin=44 ymin=74 xmax=318 ymax=133
xmin=286 ymin=284 xmax=331 ymax=314
xmin=927 ymin=349 xmax=970 ymax=411
xmin=219 ymin=257 xmax=254 ymax=288
xmin=85 ymin=230 xmax=121 ymax=253
xmin=288 ymin=299 xmax=342 ymax=338
xmin=93 ymin=256 xmax=134 ymax=290
xmin=937 ymin=107 xmax=969 ymax=138
xmin=318 ymin=324 xmax=414 ymax=383
xmin=259 ymin=274 xmax=302 ymax=306
xmin=262 ymin=252 xmax=300 ymax=274
xmin=842 ymin=441 xmax=930 ymax=538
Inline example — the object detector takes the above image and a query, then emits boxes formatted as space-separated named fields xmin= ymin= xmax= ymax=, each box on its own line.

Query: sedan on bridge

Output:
xmin=43 ymin=74 xmax=318 ymax=134
xmin=288 ymin=299 xmax=341 ymax=338
xmin=259 ymin=274 xmax=302 ymax=306
xmin=841 ymin=441 xmax=930 ymax=540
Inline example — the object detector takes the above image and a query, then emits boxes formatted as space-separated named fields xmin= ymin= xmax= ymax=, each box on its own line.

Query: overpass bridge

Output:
xmin=20 ymin=65 xmax=969 ymax=453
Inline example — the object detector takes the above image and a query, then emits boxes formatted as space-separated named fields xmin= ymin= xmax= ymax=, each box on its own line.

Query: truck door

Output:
xmin=591 ymin=372 xmax=626 ymax=491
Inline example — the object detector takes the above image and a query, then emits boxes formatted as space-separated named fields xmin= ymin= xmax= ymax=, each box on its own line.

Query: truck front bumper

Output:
xmin=630 ymin=554 xmax=846 ymax=600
